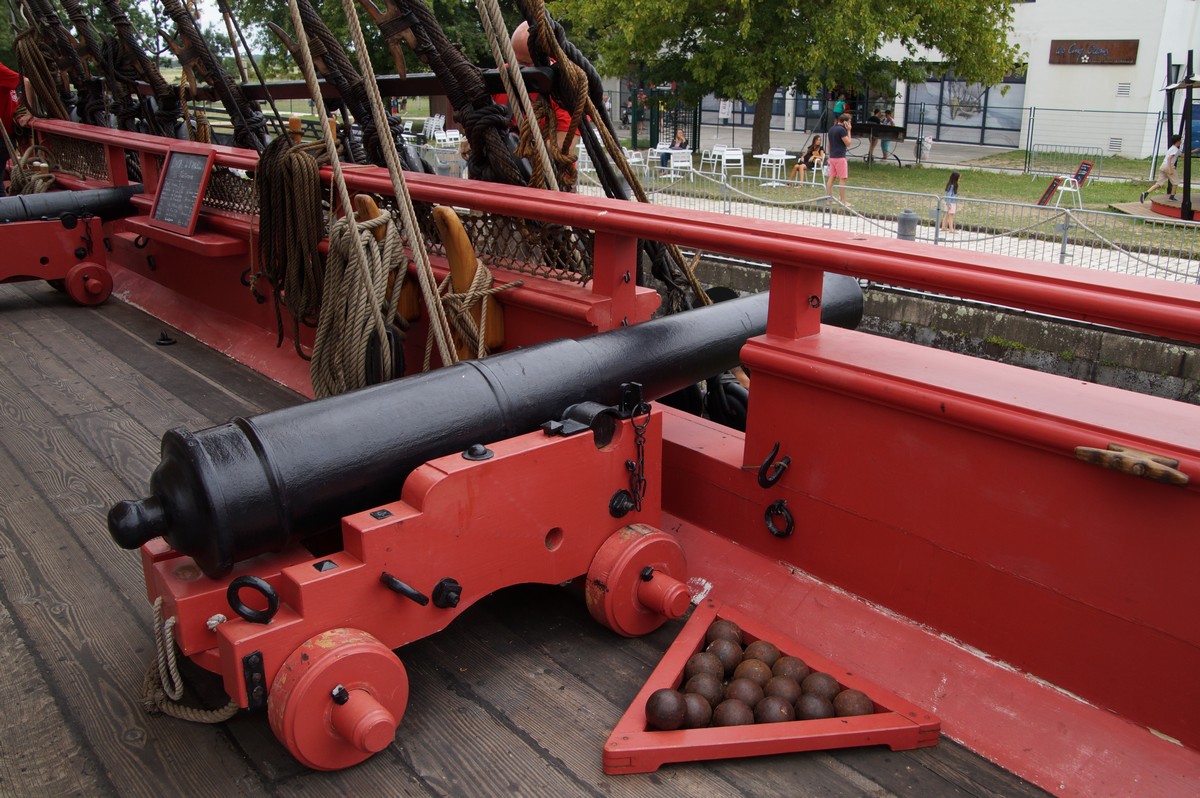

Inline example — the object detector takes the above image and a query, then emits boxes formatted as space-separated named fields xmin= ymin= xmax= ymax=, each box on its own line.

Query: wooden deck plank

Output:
xmin=0 ymin=444 xmax=262 ymax=795
xmin=0 ymin=552 xmax=109 ymax=798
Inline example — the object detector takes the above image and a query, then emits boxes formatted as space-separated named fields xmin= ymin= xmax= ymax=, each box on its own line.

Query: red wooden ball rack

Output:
xmin=603 ymin=598 xmax=941 ymax=774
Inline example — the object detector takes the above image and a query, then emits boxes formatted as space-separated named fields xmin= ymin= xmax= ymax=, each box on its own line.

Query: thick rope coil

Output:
xmin=9 ymin=144 xmax=58 ymax=195
xmin=254 ymin=135 xmax=329 ymax=355
xmin=14 ymin=29 xmax=70 ymax=120
xmin=310 ymin=212 xmax=408 ymax=397
xmin=140 ymin=597 xmax=238 ymax=724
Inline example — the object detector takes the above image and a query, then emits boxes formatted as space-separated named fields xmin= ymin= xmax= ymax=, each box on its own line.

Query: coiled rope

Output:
xmin=140 ymin=597 xmax=238 ymax=724
xmin=254 ymin=135 xmax=329 ymax=358
xmin=312 ymin=212 xmax=409 ymax=396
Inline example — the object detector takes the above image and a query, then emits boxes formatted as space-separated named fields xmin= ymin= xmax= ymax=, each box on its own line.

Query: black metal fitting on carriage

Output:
xmin=640 ymin=566 xmax=655 ymax=582
xmin=462 ymin=444 xmax=493 ymax=461
xmin=74 ymin=247 xmax=87 ymax=259
xmin=765 ymin=499 xmax=795 ymax=538
xmin=610 ymin=489 xmax=635 ymax=518
xmin=756 ymin=442 xmax=791 ymax=488
xmin=133 ymin=235 xmax=149 ymax=249
xmin=146 ymin=255 xmax=156 ymax=271
xmin=227 ymin=575 xmax=280 ymax=624
xmin=808 ymin=295 xmax=822 ymax=308
xmin=381 ymin=572 xmax=430 ymax=606
xmin=242 ymin=651 xmax=266 ymax=710
xmin=155 ymin=332 xmax=176 ymax=346
xmin=432 ymin=578 xmax=463 ymax=609
xmin=331 ymin=685 xmax=350 ymax=705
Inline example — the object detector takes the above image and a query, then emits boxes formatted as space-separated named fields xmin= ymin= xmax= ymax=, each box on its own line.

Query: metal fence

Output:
xmin=577 ymin=165 xmax=1200 ymax=285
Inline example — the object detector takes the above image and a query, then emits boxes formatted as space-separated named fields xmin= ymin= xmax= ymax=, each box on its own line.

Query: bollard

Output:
xmin=897 ymin=209 xmax=918 ymax=241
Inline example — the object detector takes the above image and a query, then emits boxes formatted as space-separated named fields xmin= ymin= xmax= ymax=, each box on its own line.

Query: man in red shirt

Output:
xmin=0 ymin=61 xmax=21 ymax=197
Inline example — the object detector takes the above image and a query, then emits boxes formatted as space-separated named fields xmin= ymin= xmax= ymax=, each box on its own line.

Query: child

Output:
xmin=941 ymin=171 xmax=960 ymax=234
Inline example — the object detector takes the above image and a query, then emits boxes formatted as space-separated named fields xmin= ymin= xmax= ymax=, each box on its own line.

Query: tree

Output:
xmin=553 ymin=0 xmax=1024 ymax=154
xmin=228 ymin=0 xmax=512 ymax=79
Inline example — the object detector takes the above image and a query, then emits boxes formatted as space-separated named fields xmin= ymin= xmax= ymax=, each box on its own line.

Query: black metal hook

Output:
xmin=757 ymin=442 xmax=791 ymax=488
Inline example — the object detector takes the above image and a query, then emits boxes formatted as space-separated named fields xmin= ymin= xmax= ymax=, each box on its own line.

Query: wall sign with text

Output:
xmin=1049 ymin=40 xmax=1139 ymax=66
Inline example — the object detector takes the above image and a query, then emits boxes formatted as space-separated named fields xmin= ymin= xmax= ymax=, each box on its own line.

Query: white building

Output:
xmin=883 ymin=0 xmax=1200 ymax=158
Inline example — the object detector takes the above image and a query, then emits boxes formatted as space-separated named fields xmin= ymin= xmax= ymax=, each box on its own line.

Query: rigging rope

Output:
xmin=14 ymin=28 xmax=70 ymax=121
xmin=283 ymin=0 xmax=399 ymax=390
xmin=474 ymin=0 xmax=558 ymax=191
xmin=332 ymin=0 xmax=460 ymax=368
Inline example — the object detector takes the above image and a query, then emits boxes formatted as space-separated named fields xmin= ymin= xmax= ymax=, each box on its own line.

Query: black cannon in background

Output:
xmin=0 ymin=184 xmax=144 ymax=224
xmin=109 ymin=278 xmax=860 ymax=578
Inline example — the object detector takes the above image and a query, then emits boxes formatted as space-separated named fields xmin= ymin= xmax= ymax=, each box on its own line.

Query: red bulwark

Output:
xmin=603 ymin=599 xmax=939 ymax=774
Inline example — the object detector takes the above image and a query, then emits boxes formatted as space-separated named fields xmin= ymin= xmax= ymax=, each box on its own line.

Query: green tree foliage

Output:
xmin=554 ymin=0 xmax=1024 ymax=153
xmin=229 ymin=0 xmax=507 ymax=79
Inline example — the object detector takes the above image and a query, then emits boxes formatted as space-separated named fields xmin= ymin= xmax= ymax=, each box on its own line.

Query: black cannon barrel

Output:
xmin=0 ymin=185 xmax=144 ymax=224
xmin=110 ymin=292 xmax=783 ymax=577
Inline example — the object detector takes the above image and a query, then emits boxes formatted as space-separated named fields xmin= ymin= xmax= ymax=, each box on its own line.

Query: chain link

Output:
xmin=625 ymin=404 xmax=650 ymax=512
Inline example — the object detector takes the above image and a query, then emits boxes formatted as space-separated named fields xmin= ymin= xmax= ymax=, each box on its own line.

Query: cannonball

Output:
xmin=712 ymin=699 xmax=754 ymax=727
xmin=801 ymin=671 xmax=841 ymax=701
xmin=772 ymin=655 xmax=811 ymax=683
xmin=795 ymin=693 xmax=836 ymax=720
xmin=833 ymin=689 xmax=875 ymax=717
xmin=684 ymin=651 xmax=724 ymax=682
xmin=724 ymin=677 xmax=764 ymax=707
xmin=645 ymin=688 xmax=687 ymax=730
xmin=754 ymin=695 xmax=796 ymax=724
xmin=684 ymin=672 xmax=725 ymax=708
xmin=706 ymin=638 xmax=743 ymax=677
xmin=683 ymin=692 xmax=714 ymax=728
xmin=743 ymin=639 xmax=782 ymax=668
xmin=732 ymin=658 xmax=773 ymax=688
xmin=706 ymin=618 xmax=744 ymax=647
xmin=763 ymin=676 xmax=802 ymax=705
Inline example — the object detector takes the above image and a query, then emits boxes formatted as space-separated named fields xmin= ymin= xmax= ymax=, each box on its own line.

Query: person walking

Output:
xmin=1142 ymin=134 xmax=1182 ymax=203
xmin=941 ymin=171 xmax=961 ymax=234
xmin=825 ymin=113 xmax=852 ymax=204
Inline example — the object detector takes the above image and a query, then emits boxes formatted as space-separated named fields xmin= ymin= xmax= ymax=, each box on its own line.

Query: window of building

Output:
xmin=905 ymin=69 xmax=1026 ymax=147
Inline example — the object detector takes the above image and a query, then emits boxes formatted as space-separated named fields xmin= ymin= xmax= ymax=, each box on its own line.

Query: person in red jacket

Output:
xmin=492 ymin=22 xmax=573 ymax=147
xmin=0 ymin=61 xmax=21 ymax=197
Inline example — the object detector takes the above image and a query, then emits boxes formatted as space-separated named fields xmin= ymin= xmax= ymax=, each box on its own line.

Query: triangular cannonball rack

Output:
xmin=604 ymin=598 xmax=940 ymax=774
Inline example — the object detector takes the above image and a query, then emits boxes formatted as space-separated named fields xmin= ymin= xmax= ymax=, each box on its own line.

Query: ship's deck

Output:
xmin=0 ymin=281 xmax=1050 ymax=797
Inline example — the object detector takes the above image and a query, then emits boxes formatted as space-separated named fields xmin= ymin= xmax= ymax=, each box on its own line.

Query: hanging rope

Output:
xmin=311 ymin=212 xmax=409 ymax=397
xmin=140 ymin=597 xmax=238 ymax=724
xmin=14 ymin=28 xmax=70 ymax=121
xmin=8 ymin=144 xmax=58 ymax=194
xmin=331 ymin=0 xmax=460 ymax=369
xmin=254 ymin=135 xmax=329 ymax=358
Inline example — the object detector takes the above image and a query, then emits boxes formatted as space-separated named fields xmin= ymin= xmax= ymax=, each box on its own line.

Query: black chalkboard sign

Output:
xmin=149 ymin=148 xmax=215 ymax=236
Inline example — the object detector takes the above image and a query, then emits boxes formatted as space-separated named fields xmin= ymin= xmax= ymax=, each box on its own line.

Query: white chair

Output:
xmin=699 ymin=145 xmax=727 ymax=173
xmin=1053 ymin=176 xmax=1082 ymax=209
xmin=720 ymin=148 xmax=745 ymax=178
xmin=443 ymin=129 xmax=463 ymax=146
xmin=624 ymin=148 xmax=648 ymax=177
xmin=662 ymin=149 xmax=694 ymax=181
xmin=433 ymin=129 xmax=450 ymax=146
xmin=806 ymin=156 xmax=825 ymax=186
xmin=577 ymin=142 xmax=594 ymax=174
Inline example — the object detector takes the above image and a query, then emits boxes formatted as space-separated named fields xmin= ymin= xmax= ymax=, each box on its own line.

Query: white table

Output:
xmin=754 ymin=153 xmax=794 ymax=187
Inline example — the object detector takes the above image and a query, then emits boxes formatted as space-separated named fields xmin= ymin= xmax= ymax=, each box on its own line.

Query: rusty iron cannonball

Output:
xmin=684 ymin=672 xmax=725 ymax=708
xmin=795 ymin=692 xmax=836 ymax=720
xmin=683 ymin=692 xmax=714 ymax=728
xmin=712 ymin=698 xmax=755 ymax=727
xmin=742 ymin=639 xmax=782 ymax=668
xmin=706 ymin=638 xmax=743 ymax=677
xmin=772 ymin=655 xmax=811 ymax=683
xmin=732 ymin=658 xmax=773 ymax=688
xmin=833 ymin=689 xmax=875 ymax=717
xmin=763 ymin=675 xmax=802 ymax=705
xmin=724 ymin=677 xmax=765 ymax=707
xmin=646 ymin=688 xmax=687 ymax=730
xmin=706 ymin=618 xmax=744 ymax=647
xmin=754 ymin=695 xmax=797 ymax=724
xmin=684 ymin=651 xmax=724 ymax=683
xmin=800 ymin=671 xmax=841 ymax=701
